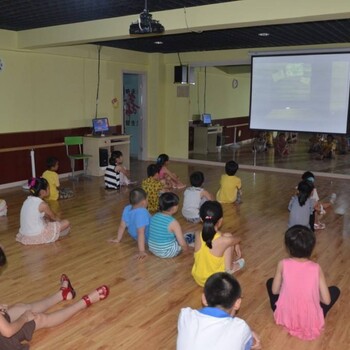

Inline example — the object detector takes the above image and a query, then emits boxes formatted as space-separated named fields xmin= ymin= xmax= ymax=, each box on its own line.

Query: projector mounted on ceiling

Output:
xmin=129 ymin=0 xmax=165 ymax=35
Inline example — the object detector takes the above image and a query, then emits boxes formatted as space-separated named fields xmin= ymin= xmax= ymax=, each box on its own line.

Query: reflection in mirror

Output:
xmin=188 ymin=65 xmax=350 ymax=176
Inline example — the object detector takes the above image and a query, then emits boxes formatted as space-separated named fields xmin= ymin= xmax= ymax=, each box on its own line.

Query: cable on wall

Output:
xmin=95 ymin=45 xmax=102 ymax=119
xmin=183 ymin=7 xmax=203 ymax=34
xmin=177 ymin=52 xmax=183 ymax=66
xmin=204 ymin=66 xmax=207 ymax=113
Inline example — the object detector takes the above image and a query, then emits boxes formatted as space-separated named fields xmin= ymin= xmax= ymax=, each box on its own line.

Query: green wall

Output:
xmin=0 ymin=30 xmax=254 ymax=161
xmin=189 ymin=67 xmax=251 ymax=120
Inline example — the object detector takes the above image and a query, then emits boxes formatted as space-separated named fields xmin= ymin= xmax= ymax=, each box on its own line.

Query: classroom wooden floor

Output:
xmin=0 ymin=160 xmax=349 ymax=349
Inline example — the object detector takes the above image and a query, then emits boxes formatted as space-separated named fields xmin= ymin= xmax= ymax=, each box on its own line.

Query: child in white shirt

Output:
xmin=177 ymin=272 xmax=261 ymax=350
xmin=182 ymin=171 xmax=212 ymax=223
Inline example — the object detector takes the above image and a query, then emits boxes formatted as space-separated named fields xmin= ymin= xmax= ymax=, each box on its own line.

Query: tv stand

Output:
xmin=83 ymin=135 xmax=130 ymax=176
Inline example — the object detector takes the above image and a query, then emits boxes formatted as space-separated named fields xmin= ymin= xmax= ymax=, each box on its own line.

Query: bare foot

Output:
xmin=107 ymin=238 xmax=120 ymax=243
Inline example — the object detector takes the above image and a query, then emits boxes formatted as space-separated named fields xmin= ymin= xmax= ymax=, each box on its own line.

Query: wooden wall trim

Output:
xmin=0 ymin=125 xmax=121 ymax=185
xmin=212 ymin=116 xmax=255 ymax=144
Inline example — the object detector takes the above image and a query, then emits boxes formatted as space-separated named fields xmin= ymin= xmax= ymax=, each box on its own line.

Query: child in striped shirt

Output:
xmin=148 ymin=192 xmax=189 ymax=258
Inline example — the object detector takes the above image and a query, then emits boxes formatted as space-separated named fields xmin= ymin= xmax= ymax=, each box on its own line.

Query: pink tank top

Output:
xmin=159 ymin=166 xmax=166 ymax=179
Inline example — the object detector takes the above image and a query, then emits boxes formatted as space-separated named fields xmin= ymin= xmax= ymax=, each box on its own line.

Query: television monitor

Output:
xmin=202 ymin=113 xmax=212 ymax=125
xmin=92 ymin=117 xmax=109 ymax=136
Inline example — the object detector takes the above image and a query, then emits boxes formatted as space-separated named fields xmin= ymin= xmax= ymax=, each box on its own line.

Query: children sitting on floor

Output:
xmin=108 ymin=188 xmax=151 ymax=260
xmin=111 ymin=150 xmax=136 ymax=186
xmin=266 ymin=225 xmax=340 ymax=340
xmin=148 ymin=192 xmax=189 ymax=258
xmin=301 ymin=171 xmax=336 ymax=230
xmin=42 ymin=157 xmax=73 ymax=200
xmin=142 ymin=164 xmax=167 ymax=213
xmin=0 ymin=247 xmax=109 ymax=350
xmin=104 ymin=153 xmax=121 ymax=190
xmin=156 ymin=154 xmax=186 ymax=189
xmin=16 ymin=177 xmax=71 ymax=245
xmin=275 ymin=132 xmax=289 ymax=157
xmin=216 ymin=161 xmax=242 ymax=204
xmin=191 ymin=201 xmax=244 ymax=287
xmin=288 ymin=180 xmax=314 ymax=229
xmin=177 ymin=272 xmax=261 ymax=350
xmin=182 ymin=171 xmax=213 ymax=223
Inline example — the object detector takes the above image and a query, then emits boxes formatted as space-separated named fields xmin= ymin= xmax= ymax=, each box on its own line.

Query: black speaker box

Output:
xmin=99 ymin=149 xmax=108 ymax=167
xmin=174 ymin=65 xmax=188 ymax=84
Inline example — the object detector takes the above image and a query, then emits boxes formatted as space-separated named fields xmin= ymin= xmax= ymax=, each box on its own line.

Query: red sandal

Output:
xmin=60 ymin=274 xmax=76 ymax=300
xmin=82 ymin=285 xmax=110 ymax=307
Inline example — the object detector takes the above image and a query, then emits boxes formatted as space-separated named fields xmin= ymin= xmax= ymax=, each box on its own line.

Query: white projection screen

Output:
xmin=250 ymin=52 xmax=350 ymax=133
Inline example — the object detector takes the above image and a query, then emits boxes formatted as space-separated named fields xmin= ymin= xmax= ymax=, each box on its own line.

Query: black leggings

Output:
xmin=266 ymin=278 xmax=340 ymax=317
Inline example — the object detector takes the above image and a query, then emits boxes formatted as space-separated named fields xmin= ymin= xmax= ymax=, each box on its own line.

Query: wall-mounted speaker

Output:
xmin=174 ymin=65 xmax=188 ymax=84
xmin=174 ymin=65 xmax=196 ymax=85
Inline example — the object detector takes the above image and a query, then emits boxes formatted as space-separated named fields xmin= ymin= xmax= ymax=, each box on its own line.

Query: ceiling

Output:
xmin=1 ymin=1 xmax=350 ymax=54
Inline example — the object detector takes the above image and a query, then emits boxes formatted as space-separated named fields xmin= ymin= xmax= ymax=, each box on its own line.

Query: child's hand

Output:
xmin=135 ymin=251 xmax=147 ymax=260
xmin=22 ymin=310 xmax=36 ymax=322
xmin=107 ymin=238 xmax=121 ymax=243
xmin=234 ymin=244 xmax=242 ymax=259
xmin=251 ymin=331 xmax=262 ymax=349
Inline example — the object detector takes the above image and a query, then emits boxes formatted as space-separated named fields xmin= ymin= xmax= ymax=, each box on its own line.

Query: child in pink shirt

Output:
xmin=266 ymin=225 xmax=340 ymax=340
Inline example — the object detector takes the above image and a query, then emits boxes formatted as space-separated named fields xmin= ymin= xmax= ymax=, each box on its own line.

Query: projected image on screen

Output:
xmin=250 ymin=53 xmax=350 ymax=134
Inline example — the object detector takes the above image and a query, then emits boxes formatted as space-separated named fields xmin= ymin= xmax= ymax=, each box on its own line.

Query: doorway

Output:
xmin=122 ymin=72 xmax=146 ymax=159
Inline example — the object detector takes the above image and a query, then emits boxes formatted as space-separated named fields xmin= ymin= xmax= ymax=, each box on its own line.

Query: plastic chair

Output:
xmin=64 ymin=136 xmax=91 ymax=179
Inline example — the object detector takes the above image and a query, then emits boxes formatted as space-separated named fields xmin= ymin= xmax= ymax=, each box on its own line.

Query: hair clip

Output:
xmin=205 ymin=215 xmax=212 ymax=220
xmin=28 ymin=178 xmax=36 ymax=188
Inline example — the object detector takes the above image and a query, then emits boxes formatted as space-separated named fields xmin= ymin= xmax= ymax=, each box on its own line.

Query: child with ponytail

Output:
xmin=191 ymin=201 xmax=244 ymax=287
xmin=288 ymin=180 xmax=315 ymax=229
xmin=16 ymin=177 xmax=71 ymax=245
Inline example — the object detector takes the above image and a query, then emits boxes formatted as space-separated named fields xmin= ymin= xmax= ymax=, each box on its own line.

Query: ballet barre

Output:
xmin=226 ymin=123 xmax=249 ymax=148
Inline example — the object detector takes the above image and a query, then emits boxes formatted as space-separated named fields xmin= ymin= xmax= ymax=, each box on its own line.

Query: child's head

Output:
xmin=326 ymin=134 xmax=334 ymax=143
xmin=46 ymin=156 xmax=59 ymax=171
xmin=156 ymin=154 xmax=169 ymax=167
xmin=147 ymin=164 xmax=160 ymax=178
xmin=225 ymin=161 xmax=238 ymax=176
xmin=110 ymin=151 xmax=123 ymax=165
xmin=297 ymin=180 xmax=314 ymax=206
xmin=203 ymin=272 xmax=242 ymax=311
xmin=28 ymin=177 xmax=49 ymax=197
xmin=159 ymin=192 xmax=179 ymax=212
xmin=285 ymin=225 xmax=316 ymax=259
xmin=112 ymin=151 xmax=123 ymax=164
xmin=129 ymin=188 xmax=147 ymax=207
xmin=190 ymin=171 xmax=204 ymax=188
xmin=199 ymin=201 xmax=223 ymax=249
xmin=301 ymin=171 xmax=315 ymax=184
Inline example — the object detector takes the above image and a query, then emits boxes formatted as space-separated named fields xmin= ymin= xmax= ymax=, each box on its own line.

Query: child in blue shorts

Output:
xmin=108 ymin=188 xmax=151 ymax=260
